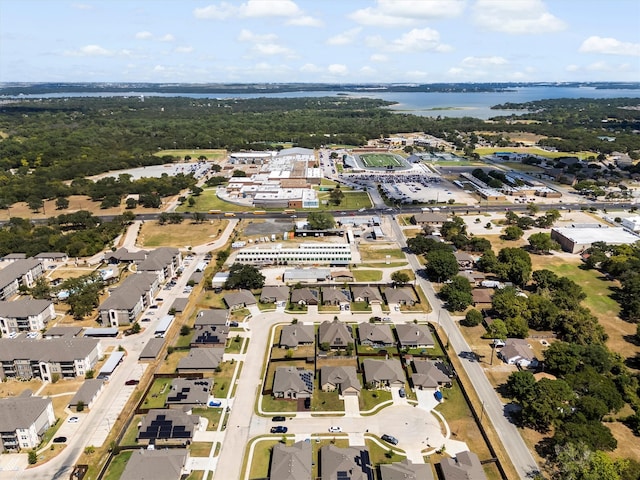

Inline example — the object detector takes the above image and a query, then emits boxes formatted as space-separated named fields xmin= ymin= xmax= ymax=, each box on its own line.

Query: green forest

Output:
xmin=0 ymin=95 xmax=638 ymax=208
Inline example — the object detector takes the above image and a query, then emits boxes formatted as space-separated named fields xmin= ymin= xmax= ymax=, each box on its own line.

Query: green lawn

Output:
xmin=360 ymin=153 xmax=403 ymax=168
xmin=192 ymin=408 xmax=224 ymax=431
xmin=352 ymin=270 xmax=382 ymax=282
xmin=225 ymin=335 xmax=244 ymax=353
xmin=190 ymin=442 xmax=214 ymax=457
xmin=261 ymin=395 xmax=298 ymax=413
xmin=120 ymin=415 xmax=144 ymax=446
xmin=350 ymin=301 xmax=372 ymax=312
xmin=359 ymin=387 xmax=392 ymax=412
xmin=154 ymin=149 xmax=227 ymax=160
xmin=212 ymin=362 xmax=236 ymax=398
xmin=186 ymin=471 xmax=205 ymax=480
xmin=174 ymin=332 xmax=192 ymax=348
xmin=474 ymin=146 xmax=596 ymax=160
xmin=359 ymin=247 xmax=405 ymax=261
xmin=541 ymin=262 xmax=620 ymax=319
xmin=248 ymin=439 xmax=281 ymax=480
xmin=313 ymin=390 xmax=345 ymax=412
xmin=366 ymin=438 xmax=406 ymax=465
xmin=141 ymin=378 xmax=173 ymax=409
xmin=103 ymin=451 xmax=133 ymax=480
xmin=357 ymin=345 xmax=399 ymax=356
xmin=359 ymin=262 xmax=407 ymax=268
xmin=176 ymin=189 xmax=248 ymax=213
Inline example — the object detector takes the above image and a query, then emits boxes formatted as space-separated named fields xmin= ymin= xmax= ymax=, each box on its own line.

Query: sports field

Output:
xmin=359 ymin=153 xmax=403 ymax=168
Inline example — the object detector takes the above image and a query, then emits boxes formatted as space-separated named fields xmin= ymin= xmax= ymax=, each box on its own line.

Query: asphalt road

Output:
xmin=389 ymin=219 xmax=540 ymax=479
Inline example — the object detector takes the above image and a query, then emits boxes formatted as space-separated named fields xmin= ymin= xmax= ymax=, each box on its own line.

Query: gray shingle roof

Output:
xmin=139 ymin=338 xmax=165 ymax=360
xmin=273 ymin=366 xmax=313 ymax=396
xmin=166 ymin=378 xmax=212 ymax=407
xmin=320 ymin=366 xmax=361 ymax=393
xmin=351 ymin=285 xmax=383 ymax=303
xmin=0 ymin=337 xmax=99 ymax=363
xmin=280 ymin=324 xmax=314 ymax=348
xmin=69 ymin=379 xmax=104 ymax=407
xmin=0 ymin=299 xmax=52 ymax=317
xmin=358 ymin=323 xmax=394 ymax=345
xmin=138 ymin=409 xmax=200 ymax=441
xmin=412 ymin=361 xmax=451 ymax=389
xmin=439 ymin=451 xmax=487 ymax=480
xmin=194 ymin=309 xmax=228 ymax=327
xmin=362 ymin=359 xmax=405 ymax=385
xmin=290 ymin=288 xmax=318 ymax=305
xmin=99 ymin=272 xmax=158 ymax=311
xmin=412 ymin=212 xmax=448 ymax=224
xmin=223 ymin=289 xmax=256 ymax=308
xmin=137 ymin=247 xmax=180 ymax=272
xmin=0 ymin=259 xmax=42 ymax=290
xmin=43 ymin=326 xmax=83 ymax=338
xmin=0 ymin=395 xmax=52 ymax=431
xmin=120 ymin=448 xmax=189 ymax=480
xmin=383 ymin=288 xmax=416 ymax=305
xmin=395 ymin=324 xmax=435 ymax=348
xmin=380 ymin=459 xmax=434 ymax=480
xmin=318 ymin=319 xmax=353 ymax=347
xmin=260 ymin=286 xmax=289 ymax=303
xmin=176 ymin=348 xmax=224 ymax=371
xmin=320 ymin=445 xmax=373 ymax=480
xmin=270 ymin=441 xmax=312 ymax=480
xmin=106 ymin=247 xmax=148 ymax=262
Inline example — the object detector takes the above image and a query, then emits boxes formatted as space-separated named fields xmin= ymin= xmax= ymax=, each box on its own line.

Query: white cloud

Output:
xmin=406 ymin=70 xmax=430 ymax=80
xmin=579 ymin=36 xmax=640 ymax=57
xmin=350 ymin=0 xmax=465 ymax=27
xmin=159 ymin=34 xmax=175 ymax=42
xmin=135 ymin=31 xmax=153 ymax=40
xmin=64 ymin=44 xmax=113 ymax=57
xmin=238 ymin=29 xmax=277 ymax=43
xmin=72 ymin=3 xmax=93 ymax=10
xmin=460 ymin=56 xmax=508 ymax=67
xmin=370 ymin=28 xmax=451 ymax=53
xmin=300 ymin=63 xmax=321 ymax=73
xmin=153 ymin=65 xmax=166 ymax=72
xmin=359 ymin=66 xmax=376 ymax=75
xmin=565 ymin=64 xmax=580 ymax=72
xmin=370 ymin=53 xmax=389 ymax=63
xmin=328 ymin=64 xmax=348 ymax=75
xmin=253 ymin=43 xmax=293 ymax=56
xmin=327 ymin=28 xmax=361 ymax=46
xmin=287 ymin=15 xmax=323 ymax=27
xmin=175 ymin=46 xmax=194 ymax=54
xmin=195 ymin=0 xmax=320 ymax=25
xmin=473 ymin=0 xmax=565 ymax=34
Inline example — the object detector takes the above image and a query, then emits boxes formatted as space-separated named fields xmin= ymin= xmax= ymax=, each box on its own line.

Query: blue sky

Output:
xmin=1 ymin=0 xmax=639 ymax=83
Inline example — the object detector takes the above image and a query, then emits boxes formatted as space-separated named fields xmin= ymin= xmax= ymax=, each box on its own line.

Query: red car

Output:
xmin=125 ymin=379 xmax=139 ymax=386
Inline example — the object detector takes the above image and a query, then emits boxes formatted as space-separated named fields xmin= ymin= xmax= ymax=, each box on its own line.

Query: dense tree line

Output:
xmin=0 ymin=211 xmax=134 ymax=257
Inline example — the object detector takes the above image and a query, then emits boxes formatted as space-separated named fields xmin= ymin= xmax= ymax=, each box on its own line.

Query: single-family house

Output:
xmin=272 ymin=366 xmax=313 ymax=399
xmin=320 ymin=445 xmax=374 ymax=480
xmin=395 ymin=324 xmax=435 ymax=349
xmin=321 ymin=288 xmax=350 ymax=306
xmin=358 ymin=323 xmax=394 ymax=347
xmin=34 ymin=252 xmax=68 ymax=263
xmin=270 ymin=441 xmax=312 ymax=480
xmin=223 ymin=290 xmax=256 ymax=310
xmin=318 ymin=319 xmax=354 ymax=349
xmin=194 ymin=309 xmax=228 ymax=328
xmin=438 ymin=451 xmax=487 ymax=480
xmin=290 ymin=288 xmax=318 ymax=306
xmin=362 ymin=359 xmax=406 ymax=389
xmin=120 ymin=448 xmax=189 ymax=480
xmin=471 ymin=289 xmax=493 ymax=308
xmin=279 ymin=324 xmax=314 ymax=348
xmin=165 ymin=378 xmax=212 ymax=409
xmin=411 ymin=361 xmax=452 ymax=390
xmin=176 ymin=348 xmax=224 ymax=373
xmin=0 ymin=299 xmax=55 ymax=335
xmin=498 ymin=339 xmax=538 ymax=367
xmin=384 ymin=288 xmax=417 ymax=306
xmin=460 ymin=271 xmax=486 ymax=286
xmin=190 ymin=324 xmax=230 ymax=348
xmin=454 ymin=251 xmax=475 ymax=270
xmin=320 ymin=366 xmax=361 ymax=396
xmin=260 ymin=286 xmax=289 ymax=304
xmin=137 ymin=409 xmax=200 ymax=445
xmin=351 ymin=285 xmax=383 ymax=305
xmin=380 ymin=459 xmax=434 ymax=480
xmin=0 ymin=393 xmax=55 ymax=452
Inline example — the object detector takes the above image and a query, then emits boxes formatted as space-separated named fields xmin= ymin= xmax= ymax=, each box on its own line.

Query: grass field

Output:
xmin=103 ymin=451 xmax=133 ymax=480
xmin=474 ymin=146 xmax=597 ymax=160
xmin=317 ymin=191 xmax=372 ymax=210
xmin=359 ymin=153 xmax=403 ymax=168
xmin=352 ymin=270 xmax=382 ymax=282
xmin=176 ymin=189 xmax=249 ymax=213
xmin=138 ymin=219 xmax=227 ymax=248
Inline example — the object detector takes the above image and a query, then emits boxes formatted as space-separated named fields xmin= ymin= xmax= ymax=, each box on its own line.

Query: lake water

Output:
xmin=4 ymin=86 xmax=638 ymax=119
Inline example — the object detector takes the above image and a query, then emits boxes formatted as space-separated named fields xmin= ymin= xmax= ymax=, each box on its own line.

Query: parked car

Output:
xmin=68 ymin=416 xmax=79 ymax=423
xmin=328 ymin=426 xmax=342 ymax=433
xmin=141 ymin=318 xmax=151 ymax=322
xmin=271 ymin=426 xmax=288 ymax=434
xmin=398 ymin=388 xmax=406 ymax=398
xmin=381 ymin=434 xmax=398 ymax=445
xmin=53 ymin=436 xmax=67 ymax=443
xmin=125 ymin=379 xmax=139 ymax=386
xmin=304 ymin=397 xmax=311 ymax=409
xmin=271 ymin=416 xmax=286 ymax=422
xmin=149 ymin=305 xmax=159 ymax=309
xmin=229 ymin=321 xmax=239 ymax=327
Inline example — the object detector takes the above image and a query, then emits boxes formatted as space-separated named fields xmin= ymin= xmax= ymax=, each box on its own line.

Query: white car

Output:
xmin=328 ymin=426 xmax=342 ymax=433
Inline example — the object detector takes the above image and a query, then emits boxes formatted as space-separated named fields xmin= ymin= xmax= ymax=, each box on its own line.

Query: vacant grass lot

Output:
xmin=154 ymin=149 xmax=227 ymax=161
xmin=474 ymin=146 xmax=597 ymax=160
xmin=352 ymin=270 xmax=382 ymax=282
xmin=176 ymin=189 xmax=248 ymax=213
xmin=138 ymin=219 xmax=227 ymax=248
xmin=359 ymin=246 xmax=405 ymax=261
xmin=317 ymin=191 xmax=372 ymax=210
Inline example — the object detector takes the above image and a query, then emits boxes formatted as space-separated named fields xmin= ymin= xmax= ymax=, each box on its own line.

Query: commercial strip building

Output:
xmin=235 ymin=243 xmax=352 ymax=266
xmin=551 ymin=225 xmax=640 ymax=253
